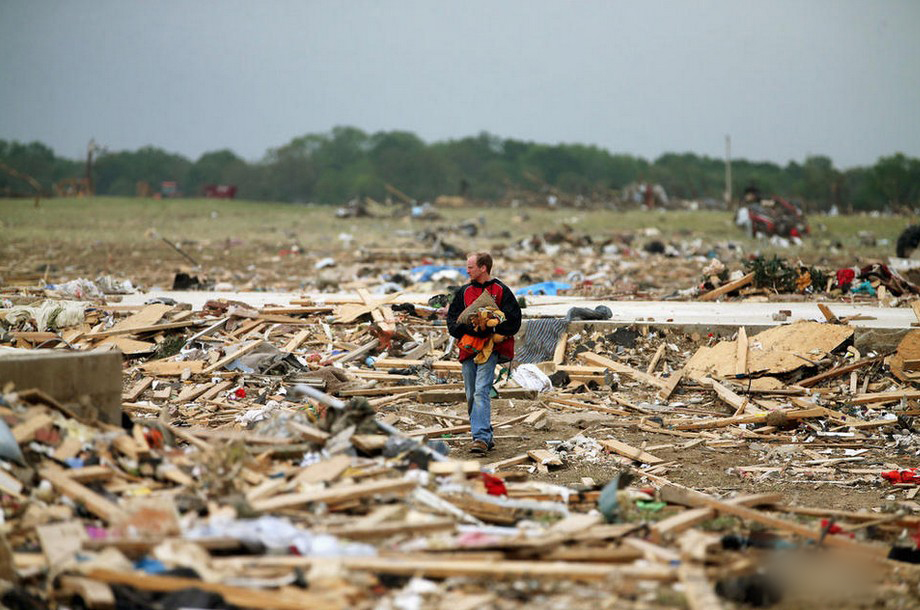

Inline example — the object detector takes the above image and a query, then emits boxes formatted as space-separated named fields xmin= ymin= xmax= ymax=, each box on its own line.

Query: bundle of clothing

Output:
xmin=458 ymin=306 xmax=507 ymax=364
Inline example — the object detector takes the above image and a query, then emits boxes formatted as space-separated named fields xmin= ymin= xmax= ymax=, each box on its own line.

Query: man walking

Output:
xmin=446 ymin=253 xmax=522 ymax=454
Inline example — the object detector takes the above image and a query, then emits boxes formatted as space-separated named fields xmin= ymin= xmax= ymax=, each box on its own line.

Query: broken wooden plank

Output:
xmin=646 ymin=342 xmax=666 ymax=375
xmin=699 ymin=272 xmax=754 ymax=301
xmin=817 ymin=303 xmax=840 ymax=324
xmin=678 ymin=563 xmax=723 ymax=610
xmin=657 ymin=367 xmax=684 ymax=400
xmin=735 ymin=326 xmax=748 ymax=375
xmin=140 ymin=359 xmax=205 ymax=376
xmin=527 ymin=449 xmax=563 ymax=467
xmin=798 ymin=356 xmax=881 ymax=388
xmin=251 ymin=478 xmax=418 ymax=512
xmin=577 ymin=352 xmax=669 ymax=390
xmin=202 ymin=340 xmax=264 ymax=375
xmin=697 ymin=495 xmax=887 ymax=555
xmin=650 ymin=493 xmax=782 ymax=543
xmin=850 ymin=390 xmax=920 ymax=406
xmin=418 ymin=387 xmax=537 ymax=403
xmin=83 ymin=319 xmax=205 ymax=339
xmin=598 ymin=438 xmax=664 ymax=465
xmin=40 ymin=468 xmax=128 ymax=523
xmin=674 ymin=407 xmax=826 ymax=431
xmin=85 ymin=568 xmax=342 ymax=610
xmin=282 ymin=328 xmax=311 ymax=353
xmin=11 ymin=413 xmax=54 ymax=443
xmin=123 ymin=377 xmax=154 ymax=402
xmin=326 ymin=519 xmax=456 ymax=540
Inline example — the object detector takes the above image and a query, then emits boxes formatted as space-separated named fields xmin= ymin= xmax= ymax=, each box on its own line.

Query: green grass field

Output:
xmin=3 ymin=196 xmax=914 ymax=258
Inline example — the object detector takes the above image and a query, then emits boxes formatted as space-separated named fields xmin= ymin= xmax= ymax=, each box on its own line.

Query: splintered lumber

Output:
xmin=686 ymin=321 xmax=853 ymax=380
xmin=706 ymin=378 xmax=749 ymax=413
xmin=483 ymin=454 xmax=530 ymax=471
xmin=674 ymin=407 xmax=825 ymax=431
xmin=798 ymin=356 xmax=881 ymax=388
xmin=646 ymin=342 xmax=666 ymax=375
xmin=696 ymin=496 xmax=887 ymax=556
xmin=40 ymin=468 xmax=128 ymax=523
xmin=577 ymin=352 xmax=669 ymax=390
xmin=650 ymin=493 xmax=782 ymax=543
xmin=85 ymin=568 xmax=342 ymax=610
xmin=528 ymin=449 xmax=563 ymax=467
xmin=251 ymin=478 xmax=417 ymax=512
xmin=339 ymin=382 xmax=465 ymax=397
xmin=12 ymin=413 xmax=54 ymax=443
xmin=288 ymin=421 xmax=330 ymax=443
xmin=547 ymin=397 xmax=630 ymax=416
xmin=553 ymin=332 xmax=568 ymax=365
xmin=332 ymin=338 xmax=379 ymax=364
xmin=202 ymin=340 xmax=264 ymax=374
xmin=657 ymin=367 xmax=684 ymax=400
xmin=817 ymin=303 xmax=840 ymax=324
xmin=140 ymin=359 xmax=205 ymax=376
xmin=850 ymin=390 xmax=920 ymax=406
xmin=213 ymin=556 xmax=678 ymax=583
xmin=699 ymin=271 xmax=754 ymax=301
xmin=326 ymin=519 xmax=456 ymax=540
xmin=282 ymin=328 xmax=311 ymax=353
xmin=598 ymin=439 xmax=664 ymax=465
xmin=57 ymin=575 xmax=115 ymax=608
xmin=373 ymin=357 xmax=463 ymax=372
xmin=105 ymin=304 xmax=173 ymax=334
xmin=735 ymin=326 xmax=748 ymax=375
xmin=123 ymin=377 xmax=154 ymax=402
xmin=419 ymin=387 xmax=537 ymax=403
xmin=293 ymin=454 xmax=352 ymax=485
xmin=198 ymin=380 xmax=232 ymax=402
xmin=83 ymin=319 xmax=204 ymax=339
xmin=409 ymin=413 xmax=530 ymax=438
xmin=678 ymin=563 xmax=723 ymax=610
xmin=428 ymin=460 xmax=482 ymax=476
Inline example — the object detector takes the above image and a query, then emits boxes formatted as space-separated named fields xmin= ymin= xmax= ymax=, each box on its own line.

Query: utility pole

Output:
xmin=724 ymin=135 xmax=732 ymax=209
xmin=86 ymin=138 xmax=98 ymax=196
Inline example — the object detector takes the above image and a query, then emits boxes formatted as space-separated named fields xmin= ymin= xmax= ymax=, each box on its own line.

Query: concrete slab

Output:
xmin=0 ymin=350 xmax=122 ymax=424
xmin=116 ymin=291 xmax=914 ymax=330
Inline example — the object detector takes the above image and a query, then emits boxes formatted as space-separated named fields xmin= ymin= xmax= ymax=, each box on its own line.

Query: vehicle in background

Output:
xmin=735 ymin=187 xmax=809 ymax=239
xmin=203 ymin=184 xmax=237 ymax=199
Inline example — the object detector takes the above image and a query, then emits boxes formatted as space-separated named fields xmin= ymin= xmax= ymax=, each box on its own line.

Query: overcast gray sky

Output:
xmin=1 ymin=0 xmax=917 ymax=168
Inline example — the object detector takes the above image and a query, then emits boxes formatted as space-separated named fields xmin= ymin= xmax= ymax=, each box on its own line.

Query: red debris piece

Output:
xmin=481 ymin=472 xmax=507 ymax=496
xmin=881 ymin=469 xmax=920 ymax=485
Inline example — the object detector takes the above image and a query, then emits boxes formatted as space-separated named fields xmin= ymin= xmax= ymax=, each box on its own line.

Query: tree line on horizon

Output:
xmin=1 ymin=126 xmax=918 ymax=211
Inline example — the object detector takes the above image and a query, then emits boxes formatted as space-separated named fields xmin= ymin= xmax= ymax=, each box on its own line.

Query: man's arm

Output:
xmin=446 ymin=285 xmax=473 ymax=339
xmin=494 ymin=281 xmax=522 ymax=336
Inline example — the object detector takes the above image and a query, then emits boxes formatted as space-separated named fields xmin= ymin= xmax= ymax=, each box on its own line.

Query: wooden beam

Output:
xmin=40 ymin=468 xmax=127 ymax=523
xmin=202 ymin=340 xmax=263 ymax=375
xmin=650 ymin=493 xmax=782 ymax=543
xmin=798 ymin=356 xmax=881 ymax=388
xmin=86 ymin=568 xmax=342 ymax=610
xmin=699 ymin=272 xmax=754 ymax=302
xmin=577 ymin=352 xmax=669 ymax=390
xmin=598 ymin=438 xmax=664 ymax=465
xmin=735 ymin=326 xmax=748 ymax=376
xmin=251 ymin=478 xmax=417 ymax=512
xmin=83 ymin=319 xmax=204 ymax=339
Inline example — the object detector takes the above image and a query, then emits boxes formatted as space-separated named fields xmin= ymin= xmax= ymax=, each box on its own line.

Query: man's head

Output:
xmin=466 ymin=252 xmax=492 ymax=283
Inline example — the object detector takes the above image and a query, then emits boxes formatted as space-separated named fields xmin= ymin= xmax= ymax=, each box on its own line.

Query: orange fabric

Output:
xmin=459 ymin=334 xmax=489 ymax=354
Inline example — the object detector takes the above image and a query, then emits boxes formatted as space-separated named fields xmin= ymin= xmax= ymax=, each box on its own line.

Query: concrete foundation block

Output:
xmin=0 ymin=350 xmax=122 ymax=424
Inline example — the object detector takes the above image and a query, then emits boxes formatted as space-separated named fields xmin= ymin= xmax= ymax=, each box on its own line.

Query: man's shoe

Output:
xmin=469 ymin=440 xmax=490 ymax=455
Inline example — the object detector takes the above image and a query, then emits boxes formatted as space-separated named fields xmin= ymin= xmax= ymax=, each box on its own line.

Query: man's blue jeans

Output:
xmin=462 ymin=352 xmax=497 ymax=447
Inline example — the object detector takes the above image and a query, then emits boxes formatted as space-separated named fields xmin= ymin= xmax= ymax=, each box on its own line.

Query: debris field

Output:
xmin=4 ymin=223 xmax=920 ymax=609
